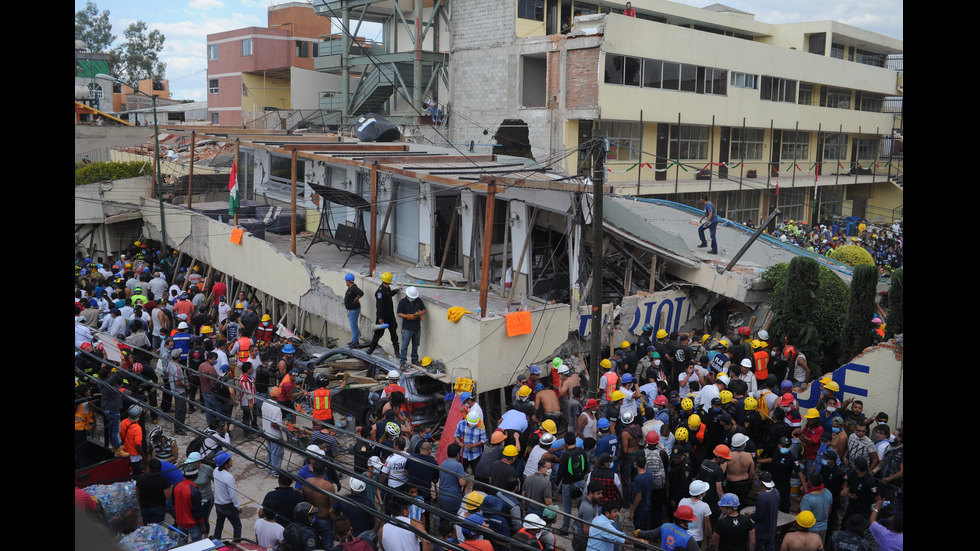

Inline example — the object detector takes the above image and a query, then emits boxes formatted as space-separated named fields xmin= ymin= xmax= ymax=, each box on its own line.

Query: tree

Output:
xmin=763 ymin=261 xmax=849 ymax=366
xmin=840 ymin=265 xmax=878 ymax=360
xmin=767 ymin=257 xmax=822 ymax=364
xmin=75 ymin=1 xmax=115 ymax=53
xmin=113 ymin=21 xmax=167 ymax=82
xmin=884 ymin=268 xmax=903 ymax=338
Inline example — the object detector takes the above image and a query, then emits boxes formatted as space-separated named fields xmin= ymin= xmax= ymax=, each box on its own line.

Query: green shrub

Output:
xmin=75 ymin=161 xmax=153 ymax=187
xmin=885 ymin=268 xmax=903 ymax=338
xmin=840 ymin=265 xmax=878 ymax=360
xmin=829 ymin=244 xmax=875 ymax=267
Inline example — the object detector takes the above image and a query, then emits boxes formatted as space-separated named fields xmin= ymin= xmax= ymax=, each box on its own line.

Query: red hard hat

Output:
xmin=654 ymin=395 xmax=668 ymax=406
xmin=738 ymin=326 xmax=751 ymax=336
xmin=674 ymin=505 xmax=697 ymax=523
xmin=132 ymin=362 xmax=144 ymax=374
xmin=80 ymin=342 xmax=93 ymax=352
xmin=645 ymin=431 xmax=660 ymax=445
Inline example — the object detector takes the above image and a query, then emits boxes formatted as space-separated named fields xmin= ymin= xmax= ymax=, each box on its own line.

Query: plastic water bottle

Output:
xmin=476 ymin=307 xmax=482 ymax=318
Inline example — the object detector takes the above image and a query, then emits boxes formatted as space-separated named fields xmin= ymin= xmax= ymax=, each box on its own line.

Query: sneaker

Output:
xmin=697 ymin=243 xmax=708 ymax=248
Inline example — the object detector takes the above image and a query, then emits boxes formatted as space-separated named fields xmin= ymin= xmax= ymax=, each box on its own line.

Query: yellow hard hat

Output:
xmin=688 ymin=414 xmax=701 ymax=430
xmin=503 ymin=445 xmax=518 ymax=457
xmin=421 ymin=356 xmax=432 ymax=367
xmin=720 ymin=390 xmax=733 ymax=404
xmin=744 ymin=397 xmax=758 ymax=411
xmin=600 ymin=359 xmax=612 ymax=370
xmin=134 ymin=240 xmax=141 ymax=246
xmin=717 ymin=339 xmax=731 ymax=349
xmin=463 ymin=491 xmax=484 ymax=510
xmin=611 ymin=390 xmax=625 ymax=401
xmin=675 ymin=427 xmax=689 ymax=442
xmin=261 ymin=314 xmax=272 ymax=322
xmin=804 ymin=408 xmax=820 ymax=419
xmin=701 ymin=334 xmax=712 ymax=344
xmin=200 ymin=326 xmax=213 ymax=334
xmin=751 ymin=339 xmax=763 ymax=349
xmin=656 ymin=329 xmax=668 ymax=339
xmin=819 ymin=376 xmax=832 ymax=385
xmin=796 ymin=511 xmax=816 ymax=529
xmin=621 ymin=340 xmax=631 ymax=349
xmin=542 ymin=420 xmax=557 ymax=434
xmin=824 ymin=381 xmax=840 ymax=392
xmin=518 ymin=385 xmax=532 ymax=398
xmin=235 ymin=303 xmax=245 ymax=309
xmin=681 ymin=398 xmax=694 ymax=411
xmin=381 ymin=272 xmax=393 ymax=284
xmin=193 ymin=265 xmax=200 ymax=272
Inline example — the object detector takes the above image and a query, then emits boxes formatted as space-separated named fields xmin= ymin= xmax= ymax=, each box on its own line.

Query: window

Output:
xmin=210 ymin=112 xmax=219 ymax=124
xmin=517 ymin=0 xmax=544 ymax=21
xmin=857 ymin=138 xmax=878 ymax=160
xmin=680 ymin=64 xmax=697 ymax=92
xmin=808 ymin=33 xmax=826 ymax=55
xmin=152 ymin=80 xmax=165 ymax=91
xmin=761 ymin=76 xmax=796 ymax=103
xmin=209 ymin=79 xmax=219 ymax=94
xmin=208 ymin=44 xmax=218 ymax=61
xmin=242 ymin=38 xmax=252 ymax=57
xmin=859 ymin=93 xmax=883 ymax=113
xmin=698 ymin=67 xmax=727 ymax=96
xmin=669 ymin=125 xmax=710 ymax=160
xmin=798 ymin=83 xmax=814 ymax=106
xmin=822 ymin=133 xmax=847 ymax=160
xmin=312 ymin=42 xmax=319 ymax=58
xmin=856 ymin=48 xmax=886 ymax=68
xmin=604 ymin=54 xmax=641 ymax=86
xmin=730 ymin=72 xmax=758 ymax=90
xmin=87 ymin=82 xmax=104 ymax=99
xmin=662 ymin=62 xmax=680 ymax=90
xmin=781 ymin=130 xmax=810 ymax=160
xmin=731 ymin=128 xmax=765 ymax=160
xmin=824 ymin=87 xmax=851 ymax=109
xmin=643 ymin=59 xmax=662 ymax=88
xmin=600 ymin=121 xmax=642 ymax=161
xmin=830 ymin=43 xmax=845 ymax=59
xmin=296 ymin=41 xmax=309 ymax=58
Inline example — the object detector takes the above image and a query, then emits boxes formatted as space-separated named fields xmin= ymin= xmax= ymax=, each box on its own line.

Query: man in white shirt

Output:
xmin=382 ymin=437 xmax=409 ymax=490
xmin=262 ymin=393 xmax=286 ymax=475
xmin=212 ymin=451 xmax=242 ymax=540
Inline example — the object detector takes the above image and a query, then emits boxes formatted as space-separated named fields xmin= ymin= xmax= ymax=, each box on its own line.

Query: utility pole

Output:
xmin=589 ymin=134 xmax=606 ymax=399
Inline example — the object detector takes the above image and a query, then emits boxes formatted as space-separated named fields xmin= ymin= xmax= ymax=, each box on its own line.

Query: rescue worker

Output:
xmin=312 ymin=373 xmax=333 ymax=431
xmin=256 ymin=314 xmax=275 ymax=343
xmin=635 ymin=505 xmax=701 ymax=551
xmin=366 ymin=272 xmax=400 ymax=356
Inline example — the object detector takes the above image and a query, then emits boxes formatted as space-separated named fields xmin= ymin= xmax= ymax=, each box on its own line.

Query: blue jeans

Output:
xmin=142 ymin=505 xmax=166 ymax=525
xmin=698 ymin=221 xmax=718 ymax=251
xmin=348 ymin=309 xmax=361 ymax=345
xmin=184 ymin=524 xmax=203 ymax=542
xmin=400 ymin=328 xmax=421 ymax=364
xmin=203 ymin=393 xmax=218 ymax=428
xmin=561 ymin=480 xmax=586 ymax=531
xmin=313 ymin=517 xmax=333 ymax=549
xmin=214 ymin=502 xmax=242 ymax=540
xmin=266 ymin=440 xmax=283 ymax=475
xmin=106 ymin=410 xmax=121 ymax=449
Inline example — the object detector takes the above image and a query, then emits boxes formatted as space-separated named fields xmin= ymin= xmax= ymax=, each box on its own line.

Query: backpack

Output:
xmin=213 ymin=373 xmax=232 ymax=402
xmin=757 ymin=389 xmax=774 ymax=419
xmin=565 ymin=448 xmax=588 ymax=480
xmin=187 ymin=434 xmax=205 ymax=456
xmin=645 ymin=447 xmax=666 ymax=489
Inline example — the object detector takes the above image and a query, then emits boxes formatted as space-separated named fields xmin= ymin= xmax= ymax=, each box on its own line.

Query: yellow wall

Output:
xmin=242 ymin=73 xmax=292 ymax=111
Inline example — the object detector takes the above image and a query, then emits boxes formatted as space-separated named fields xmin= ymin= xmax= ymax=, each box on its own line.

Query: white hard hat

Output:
xmin=387 ymin=369 xmax=401 ymax=380
xmin=349 ymin=478 xmax=366 ymax=493
xmin=758 ymin=329 xmax=769 ymax=340
xmin=523 ymin=514 xmax=545 ymax=530
xmin=406 ymin=286 xmax=419 ymax=300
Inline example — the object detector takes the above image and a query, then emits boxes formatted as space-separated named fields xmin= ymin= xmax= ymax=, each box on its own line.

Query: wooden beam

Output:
xmin=478 ymin=181 xmax=497 ymax=316
xmin=649 ymin=254 xmax=658 ymax=293
xmin=378 ymin=180 xmax=400 ymax=258
xmin=506 ymin=207 xmax=540 ymax=308
xmin=436 ymin=195 xmax=461 ymax=286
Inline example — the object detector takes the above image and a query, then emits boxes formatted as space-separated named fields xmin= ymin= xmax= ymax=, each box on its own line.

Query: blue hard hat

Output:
xmin=719 ymin=493 xmax=740 ymax=508
xmin=529 ymin=364 xmax=541 ymax=375
xmin=344 ymin=273 xmax=355 ymax=281
xmin=597 ymin=418 xmax=610 ymax=430
xmin=282 ymin=344 xmax=296 ymax=354
xmin=459 ymin=392 xmax=472 ymax=402
xmin=622 ymin=374 xmax=634 ymax=383
xmin=534 ymin=383 xmax=544 ymax=392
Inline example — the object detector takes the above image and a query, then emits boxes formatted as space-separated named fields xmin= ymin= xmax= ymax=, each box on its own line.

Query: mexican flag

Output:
xmin=228 ymin=161 xmax=239 ymax=216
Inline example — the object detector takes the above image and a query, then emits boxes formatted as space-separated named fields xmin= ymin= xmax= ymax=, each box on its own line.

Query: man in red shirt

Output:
xmin=174 ymin=461 xmax=207 ymax=541
xmin=623 ymin=2 xmax=636 ymax=16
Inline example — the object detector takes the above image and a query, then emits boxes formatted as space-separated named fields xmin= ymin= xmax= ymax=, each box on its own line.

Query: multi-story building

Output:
xmin=206 ymin=2 xmax=339 ymax=127
xmin=317 ymin=0 xmax=903 ymax=223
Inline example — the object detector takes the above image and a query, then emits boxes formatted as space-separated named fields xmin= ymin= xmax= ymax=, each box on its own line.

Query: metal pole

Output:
xmin=187 ymin=130 xmax=196 ymax=210
xmin=370 ymin=162 xmax=379 ymax=276
xmin=234 ymin=139 xmax=240 ymax=226
xmin=291 ymin=148 xmax=298 ymax=255
xmin=151 ymin=95 xmax=167 ymax=261
xmin=589 ymin=135 xmax=605 ymax=399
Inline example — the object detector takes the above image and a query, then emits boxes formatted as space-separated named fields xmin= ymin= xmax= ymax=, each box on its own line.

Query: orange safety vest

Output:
xmin=603 ymin=372 xmax=618 ymax=401
xmin=75 ymin=403 xmax=94 ymax=431
xmin=753 ymin=350 xmax=770 ymax=380
xmin=384 ymin=383 xmax=407 ymax=397
xmin=313 ymin=388 xmax=332 ymax=420
xmin=236 ymin=337 xmax=252 ymax=364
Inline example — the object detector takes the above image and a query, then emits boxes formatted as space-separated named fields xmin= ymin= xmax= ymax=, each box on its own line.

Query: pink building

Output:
xmin=206 ymin=2 xmax=332 ymax=126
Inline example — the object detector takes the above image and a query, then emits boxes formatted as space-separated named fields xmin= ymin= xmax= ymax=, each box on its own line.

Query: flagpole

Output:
xmin=233 ymin=139 xmax=240 ymax=226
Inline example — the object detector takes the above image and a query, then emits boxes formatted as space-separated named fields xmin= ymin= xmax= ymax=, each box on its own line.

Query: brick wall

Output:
xmin=565 ymin=47 xmax=599 ymax=110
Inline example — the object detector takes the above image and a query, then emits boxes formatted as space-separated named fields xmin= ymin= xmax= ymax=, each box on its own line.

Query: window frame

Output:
xmin=669 ymin=124 xmax=710 ymax=161
xmin=730 ymin=128 xmax=765 ymax=161
xmin=208 ymin=44 xmax=219 ymax=61
xmin=600 ymin=121 xmax=642 ymax=162
xmin=208 ymin=79 xmax=219 ymax=94
xmin=242 ymin=38 xmax=252 ymax=57
xmin=780 ymin=130 xmax=811 ymax=161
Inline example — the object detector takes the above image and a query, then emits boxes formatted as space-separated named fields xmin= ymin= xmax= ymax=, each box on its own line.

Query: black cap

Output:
xmin=853 ymin=456 xmax=869 ymax=471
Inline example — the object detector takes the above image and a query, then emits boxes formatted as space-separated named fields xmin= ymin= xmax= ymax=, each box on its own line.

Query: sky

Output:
xmin=75 ymin=0 xmax=903 ymax=103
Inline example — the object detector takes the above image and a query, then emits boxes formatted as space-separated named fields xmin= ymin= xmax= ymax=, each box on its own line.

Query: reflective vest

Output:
xmin=236 ymin=337 xmax=252 ymax=364
xmin=313 ymin=388 xmax=333 ymax=420
xmin=75 ymin=403 xmax=94 ymax=431
xmin=753 ymin=350 xmax=770 ymax=380
xmin=516 ymin=528 xmax=544 ymax=551
xmin=256 ymin=323 xmax=274 ymax=343
xmin=603 ymin=372 xmax=618 ymax=401
xmin=384 ymin=383 xmax=407 ymax=397
xmin=660 ymin=523 xmax=693 ymax=551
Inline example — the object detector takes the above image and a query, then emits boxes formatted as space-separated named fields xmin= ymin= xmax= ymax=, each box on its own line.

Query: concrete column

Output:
xmin=508 ymin=200 xmax=530 ymax=296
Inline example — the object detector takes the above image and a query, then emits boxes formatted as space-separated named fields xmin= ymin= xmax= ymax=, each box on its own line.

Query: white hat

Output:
xmin=689 ymin=480 xmax=710 ymax=496
xmin=306 ymin=444 xmax=325 ymax=458
xmin=368 ymin=456 xmax=383 ymax=470
xmin=349 ymin=478 xmax=366 ymax=493
xmin=731 ymin=433 xmax=750 ymax=449
xmin=406 ymin=286 xmax=419 ymax=300
xmin=523 ymin=514 xmax=545 ymax=530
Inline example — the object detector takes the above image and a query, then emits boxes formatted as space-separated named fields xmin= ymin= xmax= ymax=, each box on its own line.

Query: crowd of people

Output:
xmin=75 ymin=242 xmax=903 ymax=551
xmin=768 ymin=219 xmax=903 ymax=273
